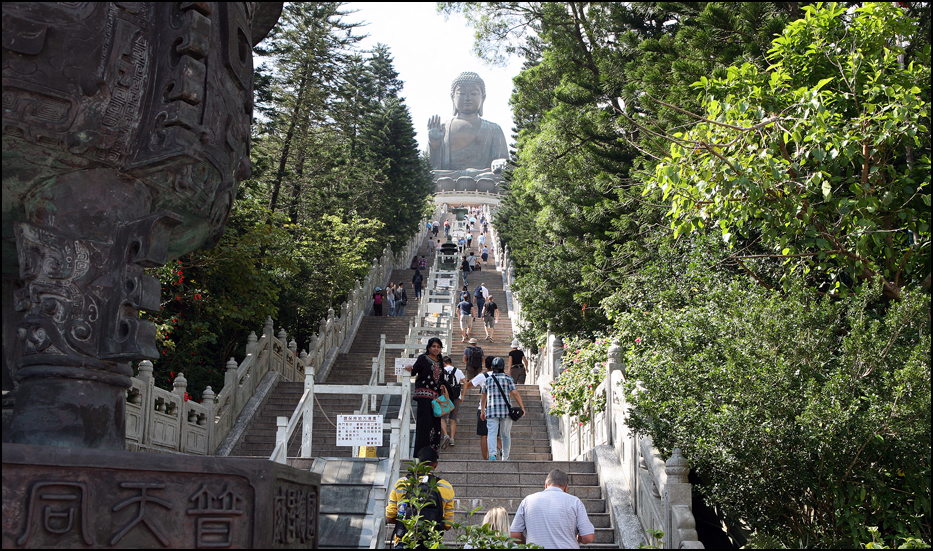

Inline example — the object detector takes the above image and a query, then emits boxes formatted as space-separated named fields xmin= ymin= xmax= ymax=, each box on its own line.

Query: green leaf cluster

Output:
xmin=653 ymin=2 xmax=931 ymax=299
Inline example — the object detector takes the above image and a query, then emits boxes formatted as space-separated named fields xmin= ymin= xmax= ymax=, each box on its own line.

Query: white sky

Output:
xmin=345 ymin=2 xmax=524 ymax=153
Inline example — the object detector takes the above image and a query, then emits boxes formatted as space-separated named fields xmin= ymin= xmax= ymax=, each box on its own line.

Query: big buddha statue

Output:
xmin=427 ymin=72 xmax=509 ymax=192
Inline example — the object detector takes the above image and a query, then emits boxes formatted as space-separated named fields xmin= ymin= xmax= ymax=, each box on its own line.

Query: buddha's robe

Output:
xmin=428 ymin=118 xmax=508 ymax=177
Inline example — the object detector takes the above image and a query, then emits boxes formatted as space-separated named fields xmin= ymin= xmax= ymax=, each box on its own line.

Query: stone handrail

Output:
xmin=126 ymin=219 xmax=429 ymax=455
xmin=503 ymin=249 xmax=703 ymax=549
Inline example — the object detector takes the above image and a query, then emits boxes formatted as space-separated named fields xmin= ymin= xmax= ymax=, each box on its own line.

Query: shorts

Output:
xmin=441 ymin=397 xmax=462 ymax=421
xmin=476 ymin=408 xmax=488 ymax=436
xmin=510 ymin=366 xmax=526 ymax=385
xmin=459 ymin=315 xmax=473 ymax=331
xmin=465 ymin=365 xmax=482 ymax=381
xmin=484 ymin=316 xmax=496 ymax=328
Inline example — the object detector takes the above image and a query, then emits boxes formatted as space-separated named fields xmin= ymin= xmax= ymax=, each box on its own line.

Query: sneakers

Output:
xmin=441 ymin=435 xmax=450 ymax=450
xmin=488 ymin=455 xmax=496 ymax=461
xmin=449 ymin=438 xmax=455 ymax=447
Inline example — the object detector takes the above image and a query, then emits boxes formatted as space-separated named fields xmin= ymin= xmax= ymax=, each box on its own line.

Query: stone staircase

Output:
xmin=228 ymin=206 xmax=619 ymax=548
xmin=428 ymin=385 xmax=617 ymax=548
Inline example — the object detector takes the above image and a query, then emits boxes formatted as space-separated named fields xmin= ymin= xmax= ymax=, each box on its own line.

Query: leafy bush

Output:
xmin=617 ymin=280 xmax=931 ymax=547
xmin=548 ymin=337 xmax=610 ymax=423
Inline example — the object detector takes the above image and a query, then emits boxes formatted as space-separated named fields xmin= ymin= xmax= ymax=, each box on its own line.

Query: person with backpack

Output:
xmin=412 ymin=269 xmax=424 ymax=300
xmin=462 ymin=338 xmax=485 ymax=381
xmin=396 ymin=282 xmax=408 ymax=317
xmin=386 ymin=446 xmax=455 ymax=548
xmin=460 ymin=255 xmax=471 ymax=286
xmin=474 ymin=283 xmax=487 ymax=322
xmin=468 ymin=251 xmax=478 ymax=272
xmin=372 ymin=287 xmax=384 ymax=316
xmin=439 ymin=356 xmax=465 ymax=449
xmin=419 ymin=256 xmax=427 ymax=270
xmin=482 ymin=295 xmax=499 ymax=342
xmin=444 ymin=219 xmax=450 ymax=236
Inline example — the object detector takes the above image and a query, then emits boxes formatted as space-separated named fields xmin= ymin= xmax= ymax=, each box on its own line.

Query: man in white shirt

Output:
xmin=439 ymin=356 xmax=466 ymax=449
xmin=510 ymin=469 xmax=596 ymax=548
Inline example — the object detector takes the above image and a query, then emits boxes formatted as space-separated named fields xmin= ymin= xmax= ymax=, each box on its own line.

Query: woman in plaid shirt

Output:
xmin=480 ymin=357 xmax=525 ymax=460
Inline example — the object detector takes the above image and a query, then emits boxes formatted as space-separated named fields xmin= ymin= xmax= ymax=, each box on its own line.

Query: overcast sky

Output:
xmin=344 ymin=2 xmax=524 ymax=153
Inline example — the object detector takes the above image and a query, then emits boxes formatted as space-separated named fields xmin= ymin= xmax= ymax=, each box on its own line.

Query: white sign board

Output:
xmin=437 ymin=278 xmax=453 ymax=288
xmin=394 ymin=357 xmax=416 ymax=376
xmin=336 ymin=414 xmax=383 ymax=446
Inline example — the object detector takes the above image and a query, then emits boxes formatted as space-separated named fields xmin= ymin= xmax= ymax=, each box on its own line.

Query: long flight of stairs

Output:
xmin=228 ymin=206 xmax=618 ymax=548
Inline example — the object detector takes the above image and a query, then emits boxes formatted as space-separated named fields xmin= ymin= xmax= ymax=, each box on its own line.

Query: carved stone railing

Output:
xmin=125 ymin=220 xmax=429 ymax=455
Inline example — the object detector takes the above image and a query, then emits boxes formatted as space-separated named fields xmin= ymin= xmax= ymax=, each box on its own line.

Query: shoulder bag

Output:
xmin=432 ymin=394 xmax=454 ymax=417
xmin=490 ymin=373 xmax=524 ymax=421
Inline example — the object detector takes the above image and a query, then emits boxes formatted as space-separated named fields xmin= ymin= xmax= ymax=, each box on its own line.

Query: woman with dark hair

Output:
xmin=404 ymin=337 xmax=449 ymax=453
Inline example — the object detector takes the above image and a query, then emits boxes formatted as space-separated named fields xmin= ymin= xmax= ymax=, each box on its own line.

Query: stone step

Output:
xmin=448 ymin=510 xmax=612 ymax=528
xmin=435 ymin=459 xmax=594 ymax=473
xmin=441 ymin=470 xmax=599 ymax=487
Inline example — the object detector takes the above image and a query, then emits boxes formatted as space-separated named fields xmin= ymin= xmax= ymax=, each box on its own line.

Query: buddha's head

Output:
xmin=451 ymin=72 xmax=486 ymax=116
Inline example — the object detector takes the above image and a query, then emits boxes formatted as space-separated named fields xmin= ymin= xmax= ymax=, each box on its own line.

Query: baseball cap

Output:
xmin=491 ymin=357 xmax=505 ymax=371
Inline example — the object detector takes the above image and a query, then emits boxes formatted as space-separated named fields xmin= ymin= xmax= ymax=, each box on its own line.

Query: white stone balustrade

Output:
xmin=125 ymin=222 xmax=426 ymax=456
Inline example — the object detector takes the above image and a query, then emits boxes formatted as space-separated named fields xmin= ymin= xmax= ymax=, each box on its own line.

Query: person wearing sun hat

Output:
xmin=508 ymin=339 xmax=529 ymax=384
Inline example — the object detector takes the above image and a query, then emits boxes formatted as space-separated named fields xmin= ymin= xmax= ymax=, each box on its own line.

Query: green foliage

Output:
xmin=144 ymin=205 xmax=297 ymax=396
xmin=548 ymin=337 xmax=609 ymax=423
xmin=864 ymin=526 xmax=930 ymax=549
xmin=653 ymin=2 xmax=932 ymax=299
xmin=618 ymin=278 xmax=931 ymax=547
xmin=393 ymin=460 xmax=541 ymax=549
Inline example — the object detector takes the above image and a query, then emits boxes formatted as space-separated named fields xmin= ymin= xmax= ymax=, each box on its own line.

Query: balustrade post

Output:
xmin=274 ymin=417 xmax=288 ymax=464
xmin=277 ymin=329 xmax=287 ymax=375
xmin=326 ymin=307 xmax=336 ymax=350
xmin=550 ymin=335 xmax=564 ymax=382
xmin=245 ymin=331 xmax=258 ymax=357
xmin=301 ymin=369 xmax=315 ymax=458
xmin=263 ymin=317 xmax=274 ymax=339
xmin=664 ymin=448 xmax=695 ymax=549
xmin=318 ymin=316 xmax=327 ymax=351
xmin=379 ymin=334 xmax=386 ymax=384
xmin=202 ymin=385 xmax=215 ymax=451
xmin=137 ymin=360 xmax=154 ymax=448
xmin=307 ymin=334 xmax=318 ymax=373
xmin=607 ymin=340 xmax=623 ymax=444
xmin=172 ymin=372 xmax=188 ymax=453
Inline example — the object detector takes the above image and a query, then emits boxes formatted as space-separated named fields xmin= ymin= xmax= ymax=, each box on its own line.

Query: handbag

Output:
xmin=432 ymin=394 xmax=454 ymax=417
xmin=490 ymin=373 xmax=524 ymax=421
